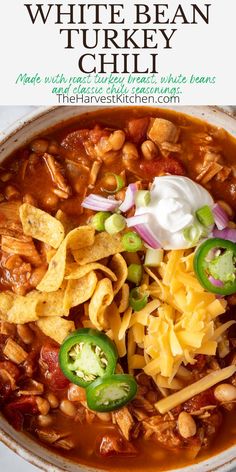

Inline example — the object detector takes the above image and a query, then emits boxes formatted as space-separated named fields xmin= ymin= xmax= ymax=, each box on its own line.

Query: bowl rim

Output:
xmin=0 ymin=105 xmax=236 ymax=472
xmin=1 ymin=415 xmax=236 ymax=472
xmin=0 ymin=105 xmax=236 ymax=147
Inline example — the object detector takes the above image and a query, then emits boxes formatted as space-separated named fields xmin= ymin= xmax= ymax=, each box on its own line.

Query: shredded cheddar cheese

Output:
xmin=141 ymin=251 xmax=229 ymax=379
xmin=132 ymin=248 xmax=231 ymax=382
xmin=85 ymin=247 xmax=232 ymax=384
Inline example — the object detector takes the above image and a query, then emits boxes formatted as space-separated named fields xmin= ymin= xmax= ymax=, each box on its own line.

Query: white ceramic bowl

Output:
xmin=0 ymin=106 xmax=236 ymax=472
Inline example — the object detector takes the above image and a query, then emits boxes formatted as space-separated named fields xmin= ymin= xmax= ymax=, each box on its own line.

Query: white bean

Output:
xmin=36 ymin=397 xmax=50 ymax=416
xmin=60 ymin=399 xmax=77 ymax=417
xmin=214 ymin=383 xmax=236 ymax=403
xmin=46 ymin=393 xmax=59 ymax=409
xmin=37 ymin=415 xmax=53 ymax=427
xmin=178 ymin=411 xmax=196 ymax=439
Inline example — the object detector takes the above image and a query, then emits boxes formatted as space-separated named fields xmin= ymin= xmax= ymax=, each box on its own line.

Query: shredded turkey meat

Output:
xmin=43 ymin=153 xmax=71 ymax=198
xmin=112 ymin=406 xmax=135 ymax=440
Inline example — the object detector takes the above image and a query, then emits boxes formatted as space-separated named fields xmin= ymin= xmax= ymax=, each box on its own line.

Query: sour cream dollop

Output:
xmin=135 ymin=176 xmax=214 ymax=249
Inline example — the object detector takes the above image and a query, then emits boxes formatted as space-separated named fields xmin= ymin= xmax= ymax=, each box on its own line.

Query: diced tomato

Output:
xmin=40 ymin=344 xmax=60 ymax=371
xmin=61 ymin=126 xmax=109 ymax=151
xmin=140 ymin=156 xmax=186 ymax=179
xmin=61 ymin=129 xmax=90 ymax=151
xmin=40 ymin=344 xmax=69 ymax=390
xmin=187 ymin=354 xmax=207 ymax=373
xmin=6 ymin=395 xmax=39 ymax=414
xmin=184 ymin=389 xmax=217 ymax=413
xmin=88 ymin=125 xmax=110 ymax=144
xmin=127 ymin=117 xmax=150 ymax=144
xmin=99 ymin=433 xmax=137 ymax=457
xmin=3 ymin=396 xmax=39 ymax=431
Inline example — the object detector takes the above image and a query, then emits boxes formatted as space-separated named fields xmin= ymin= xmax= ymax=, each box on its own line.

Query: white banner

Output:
xmin=0 ymin=0 xmax=235 ymax=105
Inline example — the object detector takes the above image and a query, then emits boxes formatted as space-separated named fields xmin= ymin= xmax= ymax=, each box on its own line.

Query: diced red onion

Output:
xmin=82 ymin=194 xmax=120 ymax=212
xmin=213 ymin=227 xmax=236 ymax=243
xmin=208 ymin=276 xmax=224 ymax=288
xmin=213 ymin=204 xmax=229 ymax=230
xmin=134 ymin=225 xmax=162 ymax=249
xmin=126 ymin=213 xmax=150 ymax=228
xmin=126 ymin=214 xmax=161 ymax=249
xmin=126 ymin=214 xmax=149 ymax=227
xmin=119 ymin=183 xmax=137 ymax=213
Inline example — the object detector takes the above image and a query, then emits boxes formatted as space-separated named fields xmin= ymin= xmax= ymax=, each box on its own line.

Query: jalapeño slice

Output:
xmin=59 ymin=328 xmax=118 ymax=388
xmin=193 ymin=238 xmax=236 ymax=295
xmin=86 ymin=374 xmax=137 ymax=412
